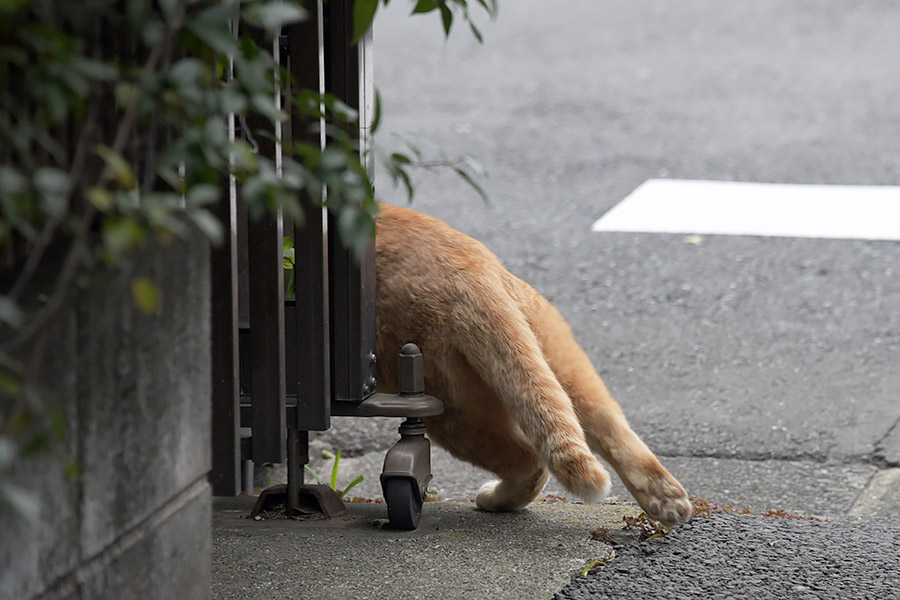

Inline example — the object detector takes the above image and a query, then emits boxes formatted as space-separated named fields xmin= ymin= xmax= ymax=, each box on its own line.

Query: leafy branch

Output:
xmin=352 ymin=0 xmax=498 ymax=43
xmin=0 ymin=0 xmax=492 ymax=520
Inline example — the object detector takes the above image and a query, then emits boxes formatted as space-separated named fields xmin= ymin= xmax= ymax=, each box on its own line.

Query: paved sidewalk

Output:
xmin=212 ymin=496 xmax=624 ymax=600
xmin=212 ymin=496 xmax=900 ymax=600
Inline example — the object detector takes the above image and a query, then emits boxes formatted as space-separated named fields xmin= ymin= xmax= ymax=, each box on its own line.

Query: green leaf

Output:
xmin=70 ymin=57 xmax=117 ymax=82
xmin=84 ymin=186 xmax=114 ymax=212
xmin=0 ymin=372 xmax=20 ymax=396
xmin=63 ymin=457 xmax=80 ymax=479
xmin=189 ymin=209 xmax=224 ymax=245
xmin=250 ymin=93 xmax=283 ymax=123
xmin=580 ymin=559 xmax=606 ymax=577
xmin=337 ymin=205 xmax=375 ymax=260
xmin=282 ymin=237 xmax=295 ymax=269
xmin=186 ymin=184 xmax=220 ymax=207
xmin=454 ymin=167 xmax=488 ymax=203
xmin=353 ymin=0 xmax=378 ymax=42
xmin=186 ymin=10 xmax=239 ymax=55
xmin=303 ymin=464 xmax=326 ymax=486
xmin=411 ymin=0 xmax=439 ymax=14
xmin=0 ymin=437 xmax=15 ymax=470
xmin=217 ymin=85 xmax=248 ymax=115
xmin=468 ymin=20 xmax=483 ymax=43
xmin=325 ymin=96 xmax=359 ymax=122
xmin=338 ymin=475 xmax=365 ymax=499
xmin=168 ymin=57 xmax=206 ymax=90
xmin=33 ymin=167 xmax=71 ymax=219
xmin=102 ymin=217 xmax=144 ymax=258
xmin=0 ymin=353 xmax=22 ymax=374
xmin=462 ymin=155 xmax=486 ymax=177
xmin=193 ymin=1 xmax=238 ymax=27
xmin=0 ymin=295 xmax=25 ymax=328
xmin=49 ymin=405 xmax=67 ymax=441
xmin=370 ymin=89 xmax=382 ymax=133
xmin=330 ymin=449 xmax=341 ymax=490
xmin=131 ymin=277 xmax=161 ymax=315
xmin=321 ymin=146 xmax=347 ymax=170
xmin=439 ymin=3 xmax=453 ymax=36
xmin=0 ymin=482 xmax=40 ymax=523
xmin=396 ymin=168 xmax=414 ymax=203
xmin=477 ymin=0 xmax=498 ymax=17
xmin=0 ymin=0 xmax=31 ymax=15
xmin=95 ymin=145 xmax=135 ymax=189
xmin=21 ymin=432 xmax=49 ymax=456
xmin=243 ymin=2 xmax=308 ymax=33
xmin=158 ymin=0 xmax=180 ymax=22
xmin=114 ymin=81 xmax=136 ymax=107
xmin=0 ymin=165 xmax=27 ymax=196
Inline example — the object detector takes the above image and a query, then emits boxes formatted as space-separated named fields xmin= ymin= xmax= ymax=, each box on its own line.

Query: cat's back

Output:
xmin=375 ymin=203 xmax=505 ymax=282
xmin=375 ymin=203 xmax=539 ymax=337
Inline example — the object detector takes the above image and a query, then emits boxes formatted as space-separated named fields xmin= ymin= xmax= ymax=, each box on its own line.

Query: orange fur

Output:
xmin=374 ymin=203 xmax=691 ymax=526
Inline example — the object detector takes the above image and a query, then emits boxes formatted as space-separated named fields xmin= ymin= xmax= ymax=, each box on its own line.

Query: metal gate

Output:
xmin=209 ymin=0 xmax=442 ymax=530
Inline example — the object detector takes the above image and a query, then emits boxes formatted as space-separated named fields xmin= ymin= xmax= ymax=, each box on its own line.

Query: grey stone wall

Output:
xmin=0 ymin=237 xmax=212 ymax=600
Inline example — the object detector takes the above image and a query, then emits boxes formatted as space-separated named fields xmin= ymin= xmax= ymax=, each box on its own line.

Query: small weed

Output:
xmin=622 ymin=512 xmax=670 ymax=541
xmin=690 ymin=496 xmax=753 ymax=518
xmin=689 ymin=496 xmax=827 ymax=522
xmin=589 ymin=526 xmax=612 ymax=544
xmin=757 ymin=508 xmax=825 ymax=521
xmin=580 ymin=554 xmax=615 ymax=577
xmin=304 ymin=449 xmax=365 ymax=499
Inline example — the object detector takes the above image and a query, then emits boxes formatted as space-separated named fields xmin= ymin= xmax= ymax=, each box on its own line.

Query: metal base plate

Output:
xmin=249 ymin=483 xmax=348 ymax=519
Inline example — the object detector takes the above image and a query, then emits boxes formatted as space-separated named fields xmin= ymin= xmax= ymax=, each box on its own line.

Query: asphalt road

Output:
xmin=552 ymin=511 xmax=900 ymax=600
xmin=294 ymin=0 xmax=900 ymax=524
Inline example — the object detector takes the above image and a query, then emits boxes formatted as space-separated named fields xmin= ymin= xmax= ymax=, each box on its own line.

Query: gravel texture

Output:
xmin=554 ymin=512 xmax=900 ymax=600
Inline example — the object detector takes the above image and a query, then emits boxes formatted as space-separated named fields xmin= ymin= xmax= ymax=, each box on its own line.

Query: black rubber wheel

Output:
xmin=383 ymin=477 xmax=423 ymax=530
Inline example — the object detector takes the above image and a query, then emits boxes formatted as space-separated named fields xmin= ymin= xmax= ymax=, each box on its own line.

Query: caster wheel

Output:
xmin=383 ymin=477 xmax=423 ymax=530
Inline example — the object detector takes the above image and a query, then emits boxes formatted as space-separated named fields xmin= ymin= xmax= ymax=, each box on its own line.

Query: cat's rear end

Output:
xmin=375 ymin=203 xmax=691 ymax=526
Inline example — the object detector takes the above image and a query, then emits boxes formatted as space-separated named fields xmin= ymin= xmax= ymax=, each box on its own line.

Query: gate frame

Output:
xmin=209 ymin=1 xmax=441 ymax=529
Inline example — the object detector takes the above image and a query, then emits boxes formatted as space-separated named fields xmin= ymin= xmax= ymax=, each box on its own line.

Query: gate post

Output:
xmin=287 ymin=0 xmax=331 ymax=432
xmin=326 ymin=0 xmax=378 ymax=406
xmin=209 ymin=81 xmax=241 ymax=497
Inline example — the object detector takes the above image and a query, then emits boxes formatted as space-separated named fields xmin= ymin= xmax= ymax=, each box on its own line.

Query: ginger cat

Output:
xmin=374 ymin=203 xmax=692 ymax=527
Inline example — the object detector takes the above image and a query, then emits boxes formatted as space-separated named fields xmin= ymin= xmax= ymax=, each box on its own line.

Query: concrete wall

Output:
xmin=0 ymin=237 xmax=212 ymax=600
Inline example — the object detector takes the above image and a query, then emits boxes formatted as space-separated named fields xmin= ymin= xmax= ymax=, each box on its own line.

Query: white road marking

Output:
xmin=591 ymin=179 xmax=900 ymax=240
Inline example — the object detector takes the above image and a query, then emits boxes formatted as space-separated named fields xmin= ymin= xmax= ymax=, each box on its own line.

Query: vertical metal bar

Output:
xmin=246 ymin=28 xmax=287 ymax=464
xmin=325 ymin=0 xmax=377 ymax=405
xmin=209 ymin=123 xmax=241 ymax=496
xmin=286 ymin=427 xmax=309 ymax=514
xmin=242 ymin=460 xmax=255 ymax=495
xmin=246 ymin=202 xmax=287 ymax=464
xmin=288 ymin=0 xmax=332 ymax=430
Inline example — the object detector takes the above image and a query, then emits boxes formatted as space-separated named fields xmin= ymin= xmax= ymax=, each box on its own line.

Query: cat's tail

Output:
xmin=450 ymin=279 xmax=611 ymax=503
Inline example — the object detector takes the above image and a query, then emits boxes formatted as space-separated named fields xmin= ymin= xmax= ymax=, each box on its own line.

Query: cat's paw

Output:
xmin=551 ymin=449 xmax=612 ymax=504
xmin=628 ymin=461 xmax=692 ymax=527
xmin=475 ymin=480 xmax=504 ymax=511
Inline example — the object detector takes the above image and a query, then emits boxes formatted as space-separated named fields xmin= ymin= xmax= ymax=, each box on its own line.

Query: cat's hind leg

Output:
xmin=427 ymin=416 xmax=552 ymax=511
xmin=476 ymin=469 xmax=550 ymax=512
xmin=532 ymin=297 xmax=693 ymax=527
xmin=441 ymin=280 xmax=612 ymax=505
xmin=421 ymin=366 xmax=554 ymax=512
